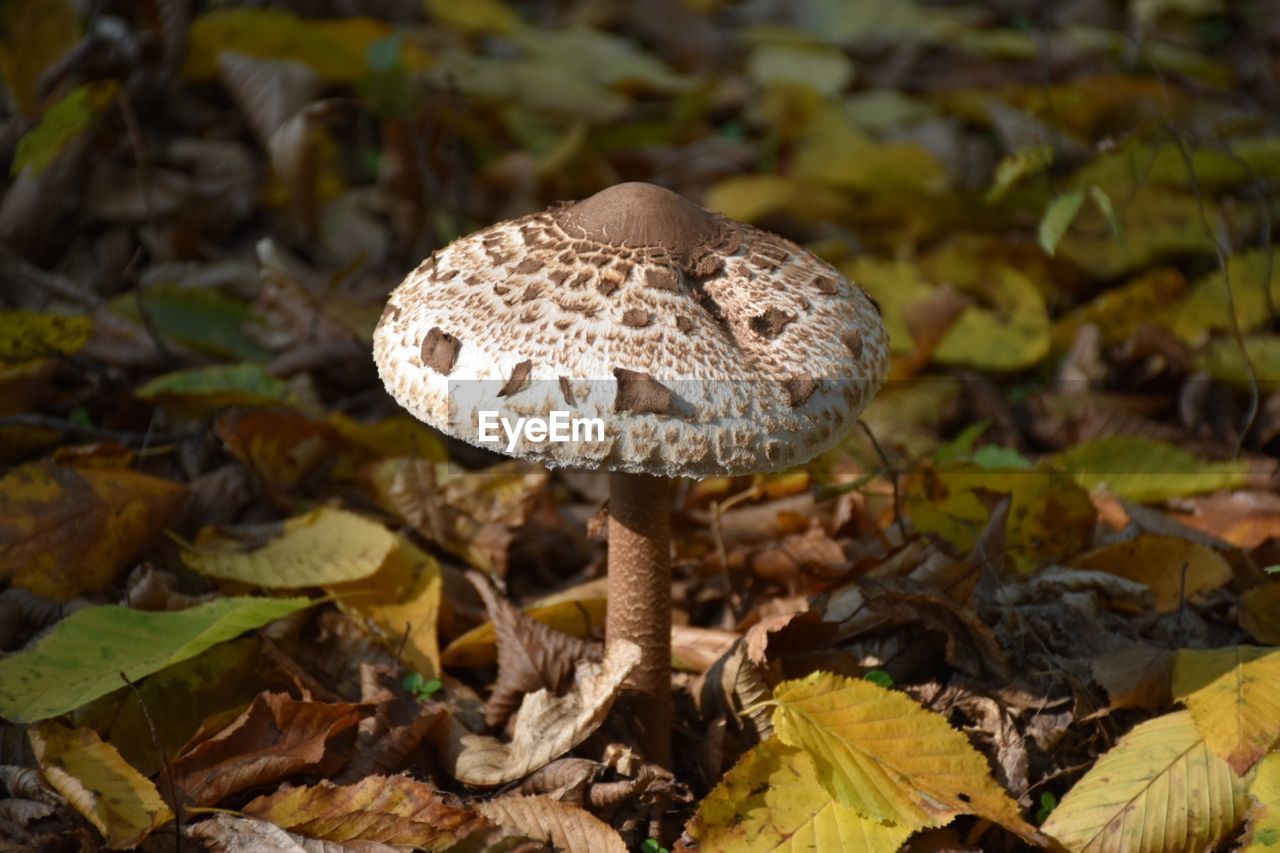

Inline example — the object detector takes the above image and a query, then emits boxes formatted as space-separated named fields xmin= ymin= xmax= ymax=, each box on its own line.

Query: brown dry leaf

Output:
xmin=442 ymin=590 xmax=606 ymax=669
xmin=1169 ymin=491 xmax=1280 ymax=549
xmin=189 ymin=813 xmax=395 ymax=852
xmin=698 ymin=637 xmax=775 ymax=744
xmin=218 ymin=51 xmax=320 ymax=148
xmin=437 ymin=639 xmax=640 ymax=787
xmin=0 ymin=460 xmax=184 ymax=599
xmin=470 ymin=572 xmax=602 ymax=729
xmin=29 ymin=721 xmax=172 ymax=849
xmin=336 ymin=664 xmax=447 ymax=782
xmin=216 ymin=410 xmax=341 ymax=495
xmin=1069 ymin=534 xmax=1233 ymax=613
xmin=170 ymin=692 xmax=367 ymax=805
xmin=365 ymin=458 xmax=550 ymax=575
xmin=476 ymin=795 xmax=626 ymax=853
xmin=1091 ymin=646 xmax=1175 ymax=711
xmin=1240 ymin=584 xmax=1280 ymax=644
xmin=243 ymin=775 xmax=495 ymax=850
xmin=672 ymin=625 xmax=739 ymax=674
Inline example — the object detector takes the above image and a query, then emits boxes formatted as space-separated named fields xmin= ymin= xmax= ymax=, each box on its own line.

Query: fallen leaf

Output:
xmin=0 ymin=310 xmax=93 ymax=364
xmin=442 ymin=595 xmax=606 ymax=669
xmin=1091 ymin=646 xmax=1174 ymax=711
xmin=0 ymin=459 xmax=185 ymax=598
xmin=1167 ymin=247 xmax=1280 ymax=344
xmin=687 ymin=736 xmax=912 ymax=852
xmin=1041 ymin=710 xmax=1248 ymax=853
xmin=1051 ymin=435 xmax=1270 ymax=502
xmin=12 ymin=82 xmax=118 ymax=177
xmin=326 ymin=537 xmax=443 ymax=679
xmin=1242 ymin=751 xmax=1280 ymax=853
xmin=29 ymin=721 xmax=172 ymax=849
xmin=1168 ymin=491 xmax=1280 ymax=549
xmin=770 ymin=671 xmax=1040 ymax=840
xmin=0 ymin=0 xmax=80 ymax=115
xmin=477 ymin=795 xmax=626 ymax=853
xmin=438 ymin=639 xmax=640 ymax=787
xmin=1240 ymin=584 xmax=1280 ymax=644
xmin=111 ymin=286 xmax=270 ymax=363
xmin=171 ymin=691 xmax=367 ymax=806
xmin=1173 ymin=646 xmax=1280 ymax=774
xmin=425 ymin=0 xmax=521 ymax=34
xmin=135 ymin=363 xmax=298 ymax=413
xmin=469 ymin=572 xmax=602 ymax=729
xmin=1070 ymin=534 xmax=1232 ymax=613
xmin=0 ymin=596 xmax=311 ymax=722
xmin=183 ymin=507 xmax=399 ymax=588
xmin=189 ymin=813 xmax=389 ymax=852
xmin=243 ymin=775 xmax=494 ymax=850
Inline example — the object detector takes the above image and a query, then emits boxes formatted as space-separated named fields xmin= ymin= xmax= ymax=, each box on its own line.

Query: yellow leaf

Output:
xmin=0 ymin=461 xmax=184 ymax=599
xmin=770 ymin=671 xmax=1039 ymax=840
xmin=1243 ymin=752 xmax=1280 ymax=852
xmin=746 ymin=38 xmax=855 ymax=96
xmin=1042 ymin=710 xmax=1248 ymax=853
xmin=1070 ymin=534 xmax=1232 ymax=613
xmin=1052 ymin=268 xmax=1188 ymax=349
xmin=1167 ymin=247 xmax=1280 ymax=344
xmin=183 ymin=506 xmax=398 ymax=588
xmin=985 ymin=143 xmax=1053 ymax=202
xmin=1173 ymin=647 xmax=1280 ymax=774
xmin=183 ymin=9 xmax=428 ymax=82
xmin=29 ymin=721 xmax=172 ymax=849
xmin=930 ymin=266 xmax=1050 ymax=371
xmin=1241 ymin=584 xmax=1280 ymax=645
xmin=1200 ymin=334 xmax=1280 ymax=394
xmin=425 ymin=0 xmax=521 ymax=34
xmin=0 ymin=311 xmax=92 ymax=366
xmin=327 ymin=537 xmax=443 ymax=679
xmin=442 ymin=596 xmax=606 ymax=668
xmin=793 ymin=106 xmax=949 ymax=195
xmin=1051 ymin=435 xmax=1266 ymax=502
xmin=327 ymin=411 xmax=447 ymax=462
xmin=689 ymin=736 xmax=912 ymax=852
xmin=904 ymin=464 xmax=1095 ymax=573
xmin=703 ymin=175 xmax=850 ymax=225
xmin=0 ymin=0 xmax=80 ymax=115
xmin=1056 ymin=186 xmax=1220 ymax=279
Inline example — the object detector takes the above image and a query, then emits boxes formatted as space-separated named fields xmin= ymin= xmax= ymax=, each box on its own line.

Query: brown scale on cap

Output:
xmin=614 ymin=368 xmax=673 ymax=414
xmin=421 ymin=327 xmax=460 ymax=375
xmin=622 ymin=309 xmax=651 ymax=327
xmin=499 ymin=359 xmax=532 ymax=397
xmin=784 ymin=377 xmax=818 ymax=407
xmin=751 ymin=307 xmax=796 ymax=339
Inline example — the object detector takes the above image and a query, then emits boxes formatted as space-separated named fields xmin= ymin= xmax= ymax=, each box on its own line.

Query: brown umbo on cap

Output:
xmin=373 ymin=182 xmax=889 ymax=477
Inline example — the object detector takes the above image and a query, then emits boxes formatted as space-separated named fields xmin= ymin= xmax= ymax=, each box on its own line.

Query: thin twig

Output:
xmin=120 ymin=672 xmax=182 ymax=850
xmin=0 ymin=414 xmax=201 ymax=446
xmin=858 ymin=420 xmax=907 ymax=543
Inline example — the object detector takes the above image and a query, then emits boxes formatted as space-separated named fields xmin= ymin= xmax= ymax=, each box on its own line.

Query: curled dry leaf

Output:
xmin=190 ymin=812 xmax=397 ymax=853
xmin=170 ymin=691 xmax=368 ymax=806
xmin=29 ymin=721 xmax=172 ymax=849
xmin=698 ymin=637 xmax=775 ymax=746
xmin=243 ymin=775 xmax=495 ymax=850
xmin=436 ymin=639 xmax=640 ymax=787
xmin=469 ymin=571 xmax=602 ymax=729
xmin=476 ymin=795 xmax=627 ymax=853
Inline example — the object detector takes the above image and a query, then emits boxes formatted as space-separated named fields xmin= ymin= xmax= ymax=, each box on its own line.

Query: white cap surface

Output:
xmin=373 ymin=183 xmax=889 ymax=477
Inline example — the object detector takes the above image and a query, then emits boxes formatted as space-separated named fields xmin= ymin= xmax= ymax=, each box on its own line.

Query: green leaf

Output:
xmin=1035 ymin=791 xmax=1057 ymax=824
xmin=111 ymin=286 xmax=269 ymax=363
xmin=1038 ymin=188 xmax=1086 ymax=256
xmin=1051 ymin=435 xmax=1263 ymax=502
xmin=0 ymin=596 xmax=312 ymax=722
xmin=863 ymin=669 xmax=894 ymax=688
xmin=13 ymin=81 xmax=118 ymax=177
xmin=135 ymin=363 xmax=297 ymax=411
xmin=1088 ymin=185 xmax=1124 ymax=246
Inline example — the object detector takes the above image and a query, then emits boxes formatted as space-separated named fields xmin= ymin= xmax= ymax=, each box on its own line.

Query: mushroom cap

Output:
xmin=373 ymin=182 xmax=889 ymax=477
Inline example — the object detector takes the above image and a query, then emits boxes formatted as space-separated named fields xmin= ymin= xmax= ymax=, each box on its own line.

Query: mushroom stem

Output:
xmin=606 ymin=471 xmax=674 ymax=768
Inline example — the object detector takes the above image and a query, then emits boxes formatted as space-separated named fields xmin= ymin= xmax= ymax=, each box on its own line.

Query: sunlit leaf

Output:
xmin=442 ymin=596 xmax=606 ymax=668
xmin=794 ymin=105 xmax=949 ymax=194
xmin=770 ymin=671 xmax=1039 ymax=839
xmin=985 ymin=144 xmax=1053 ymax=203
xmin=30 ymin=722 xmax=172 ymax=849
xmin=424 ymin=0 xmax=521 ymax=34
xmin=1173 ymin=646 xmax=1280 ymax=774
xmin=0 ymin=596 xmax=311 ymax=721
xmin=1070 ymin=534 xmax=1233 ymax=613
xmin=689 ymin=736 xmax=912 ymax=852
xmin=1243 ymin=752 xmax=1280 ymax=852
xmin=1167 ymin=247 xmax=1280 ymax=344
xmin=477 ymin=795 xmax=627 ymax=853
xmin=183 ymin=506 xmax=399 ymax=588
xmin=1051 ymin=435 xmax=1266 ymax=502
xmin=1042 ymin=710 xmax=1248 ymax=852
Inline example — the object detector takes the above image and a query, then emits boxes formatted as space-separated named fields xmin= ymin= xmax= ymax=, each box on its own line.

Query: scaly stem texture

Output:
xmin=606 ymin=471 xmax=673 ymax=768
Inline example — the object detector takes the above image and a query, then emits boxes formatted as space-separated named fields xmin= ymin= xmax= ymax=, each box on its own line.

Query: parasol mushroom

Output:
xmin=373 ymin=182 xmax=889 ymax=766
